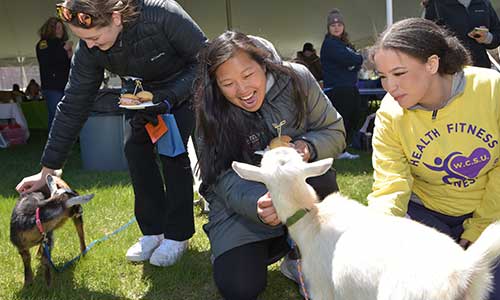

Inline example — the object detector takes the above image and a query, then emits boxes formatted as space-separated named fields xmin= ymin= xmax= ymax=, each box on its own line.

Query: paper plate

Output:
xmin=119 ymin=101 xmax=156 ymax=110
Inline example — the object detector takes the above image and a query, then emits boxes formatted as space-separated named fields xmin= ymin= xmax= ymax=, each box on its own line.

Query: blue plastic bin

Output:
xmin=79 ymin=89 xmax=129 ymax=171
xmin=80 ymin=112 xmax=129 ymax=171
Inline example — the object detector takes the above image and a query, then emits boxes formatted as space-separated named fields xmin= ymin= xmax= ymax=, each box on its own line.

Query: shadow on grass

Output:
xmin=262 ymin=268 xmax=303 ymax=300
xmin=15 ymin=263 xmax=126 ymax=300
xmin=0 ymin=129 xmax=132 ymax=198
xmin=138 ymin=251 xmax=302 ymax=299
xmin=140 ymin=248 xmax=220 ymax=300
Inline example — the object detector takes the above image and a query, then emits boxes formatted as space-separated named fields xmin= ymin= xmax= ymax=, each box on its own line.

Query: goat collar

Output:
xmin=35 ymin=207 xmax=46 ymax=235
xmin=285 ymin=208 xmax=310 ymax=227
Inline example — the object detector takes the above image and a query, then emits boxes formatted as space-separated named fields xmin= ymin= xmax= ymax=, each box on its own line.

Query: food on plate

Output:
xmin=136 ymin=91 xmax=153 ymax=102
xmin=119 ymin=90 xmax=154 ymax=106
xmin=269 ymin=135 xmax=292 ymax=149
xmin=119 ymin=93 xmax=142 ymax=106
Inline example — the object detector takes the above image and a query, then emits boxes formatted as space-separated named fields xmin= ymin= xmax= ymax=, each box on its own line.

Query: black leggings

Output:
xmin=124 ymin=101 xmax=195 ymax=240
xmin=326 ymin=86 xmax=361 ymax=145
xmin=213 ymin=235 xmax=290 ymax=300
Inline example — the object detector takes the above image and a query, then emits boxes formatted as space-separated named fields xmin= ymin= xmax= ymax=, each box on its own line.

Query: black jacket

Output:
xmin=41 ymin=0 xmax=206 ymax=169
xmin=293 ymin=51 xmax=323 ymax=81
xmin=320 ymin=35 xmax=363 ymax=89
xmin=36 ymin=38 xmax=71 ymax=91
xmin=425 ymin=0 xmax=500 ymax=68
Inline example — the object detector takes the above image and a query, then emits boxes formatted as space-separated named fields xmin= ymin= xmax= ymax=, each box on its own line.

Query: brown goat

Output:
xmin=10 ymin=174 xmax=94 ymax=287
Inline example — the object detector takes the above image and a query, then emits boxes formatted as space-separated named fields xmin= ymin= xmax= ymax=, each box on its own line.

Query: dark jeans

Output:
xmin=306 ymin=168 xmax=339 ymax=199
xmin=408 ymin=201 xmax=500 ymax=300
xmin=124 ymin=102 xmax=195 ymax=241
xmin=325 ymin=86 xmax=361 ymax=146
xmin=213 ymin=235 xmax=290 ymax=300
xmin=43 ymin=89 xmax=64 ymax=132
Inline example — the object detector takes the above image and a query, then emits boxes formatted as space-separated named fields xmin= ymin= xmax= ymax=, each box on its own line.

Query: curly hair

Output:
xmin=39 ymin=17 xmax=69 ymax=41
xmin=62 ymin=0 xmax=139 ymax=28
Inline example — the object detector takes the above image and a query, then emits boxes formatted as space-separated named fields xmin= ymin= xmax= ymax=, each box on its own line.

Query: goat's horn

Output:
xmin=65 ymin=194 xmax=95 ymax=207
xmin=46 ymin=174 xmax=58 ymax=196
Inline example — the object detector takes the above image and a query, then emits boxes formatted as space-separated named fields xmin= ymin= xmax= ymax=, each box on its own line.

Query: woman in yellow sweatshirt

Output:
xmin=369 ymin=18 xmax=500 ymax=299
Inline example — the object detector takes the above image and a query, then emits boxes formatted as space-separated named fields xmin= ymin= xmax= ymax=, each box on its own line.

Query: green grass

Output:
xmin=0 ymin=130 xmax=373 ymax=300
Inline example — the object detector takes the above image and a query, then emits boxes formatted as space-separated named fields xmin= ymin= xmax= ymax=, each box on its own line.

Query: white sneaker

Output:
xmin=336 ymin=151 xmax=360 ymax=160
xmin=149 ymin=239 xmax=188 ymax=267
xmin=126 ymin=234 xmax=163 ymax=262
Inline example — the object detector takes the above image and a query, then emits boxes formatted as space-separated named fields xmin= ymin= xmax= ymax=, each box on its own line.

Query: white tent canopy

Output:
xmin=179 ymin=0 xmax=426 ymax=59
xmin=1 ymin=0 xmax=500 ymax=68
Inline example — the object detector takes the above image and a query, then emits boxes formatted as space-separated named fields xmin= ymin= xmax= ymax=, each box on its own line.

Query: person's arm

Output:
xmin=322 ymin=38 xmax=363 ymax=69
xmin=367 ymin=102 xmax=414 ymax=216
xmin=462 ymin=77 xmax=500 ymax=242
xmin=149 ymin=2 xmax=207 ymax=105
xmin=483 ymin=1 xmax=500 ymax=48
xmin=41 ymin=40 xmax=104 ymax=169
xmin=16 ymin=166 xmax=58 ymax=194
xmin=290 ymin=63 xmax=346 ymax=160
xmin=462 ymin=165 xmax=500 ymax=242
xmin=17 ymin=42 xmax=103 ymax=194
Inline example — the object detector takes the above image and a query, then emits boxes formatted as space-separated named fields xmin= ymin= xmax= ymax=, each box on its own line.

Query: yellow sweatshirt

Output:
xmin=368 ymin=67 xmax=500 ymax=242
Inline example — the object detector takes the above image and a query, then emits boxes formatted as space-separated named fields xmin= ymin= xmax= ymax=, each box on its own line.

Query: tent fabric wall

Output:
xmin=1 ymin=0 xmax=500 ymax=65
xmin=179 ymin=0 xmax=414 ymax=59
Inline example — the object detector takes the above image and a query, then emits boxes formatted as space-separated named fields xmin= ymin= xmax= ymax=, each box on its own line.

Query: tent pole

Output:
xmin=386 ymin=0 xmax=393 ymax=27
xmin=17 ymin=56 xmax=27 ymax=89
xmin=225 ymin=0 xmax=233 ymax=30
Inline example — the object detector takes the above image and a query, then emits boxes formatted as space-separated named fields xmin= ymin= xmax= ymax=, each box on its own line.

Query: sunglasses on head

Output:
xmin=56 ymin=4 xmax=93 ymax=28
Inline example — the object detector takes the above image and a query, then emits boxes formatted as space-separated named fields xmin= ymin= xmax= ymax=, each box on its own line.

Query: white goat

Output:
xmin=232 ymin=147 xmax=500 ymax=300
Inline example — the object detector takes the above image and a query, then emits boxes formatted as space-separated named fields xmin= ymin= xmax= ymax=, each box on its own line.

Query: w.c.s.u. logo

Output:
xmin=424 ymin=147 xmax=491 ymax=187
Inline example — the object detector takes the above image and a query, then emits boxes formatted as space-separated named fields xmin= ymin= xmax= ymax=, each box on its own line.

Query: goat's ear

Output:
xmin=232 ymin=161 xmax=265 ymax=183
xmin=65 ymin=194 xmax=94 ymax=207
xmin=303 ymin=158 xmax=333 ymax=178
xmin=46 ymin=174 xmax=58 ymax=196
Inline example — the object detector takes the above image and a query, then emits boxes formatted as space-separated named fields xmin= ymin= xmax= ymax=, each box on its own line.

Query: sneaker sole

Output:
xmin=126 ymin=255 xmax=152 ymax=262
xmin=149 ymin=259 xmax=175 ymax=267
xmin=126 ymin=250 xmax=155 ymax=262
xmin=149 ymin=252 xmax=185 ymax=267
xmin=280 ymin=261 xmax=298 ymax=283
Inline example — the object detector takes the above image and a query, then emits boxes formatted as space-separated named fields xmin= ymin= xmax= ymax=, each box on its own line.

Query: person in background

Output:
xmin=17 ymin=0 xmax=206 ymax=267
xmin=25 ymin=79 xmax=42 ymax=100
xmin=293 ymin=42 xmax=323 ymax=82
xmin=11 ymin=84 xmax=26 ymax=102
xmin=193 ymin=31 xmax=345 ymax=300
xmin=369 ymin=18 xmax=500 ymax=299
xmin=36 ymin=17 xmax=73 ymax=130
xmin=320 ymin=8 xmax=363 ymax=160
xmin=423 ymin=0 xmax=500 ymax=68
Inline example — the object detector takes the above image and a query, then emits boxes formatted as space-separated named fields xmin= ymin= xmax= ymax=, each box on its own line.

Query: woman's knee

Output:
xmin=213 ymin=247 xmax=268 ymax=300
xmin=214 ymin=270 xmax=266 ymax=300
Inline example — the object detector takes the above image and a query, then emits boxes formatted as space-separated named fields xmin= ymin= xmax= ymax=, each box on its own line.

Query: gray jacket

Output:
xmin=202 ymin=62 xmax=346 ymax=259
xmin=41 ymin=0 xmax=206 ymax=169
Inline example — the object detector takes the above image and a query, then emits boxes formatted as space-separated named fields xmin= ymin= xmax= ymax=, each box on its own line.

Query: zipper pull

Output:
xmin=432 ymin=110 xmax=438 ymax=120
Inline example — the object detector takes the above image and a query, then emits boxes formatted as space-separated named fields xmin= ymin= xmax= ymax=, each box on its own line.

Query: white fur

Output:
xmin=232 ymin=147 xmax=500 ymax=300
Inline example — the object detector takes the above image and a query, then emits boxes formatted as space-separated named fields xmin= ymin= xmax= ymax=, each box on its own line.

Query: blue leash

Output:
xmin=43 ymin=217 xmax=137 ymax=273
